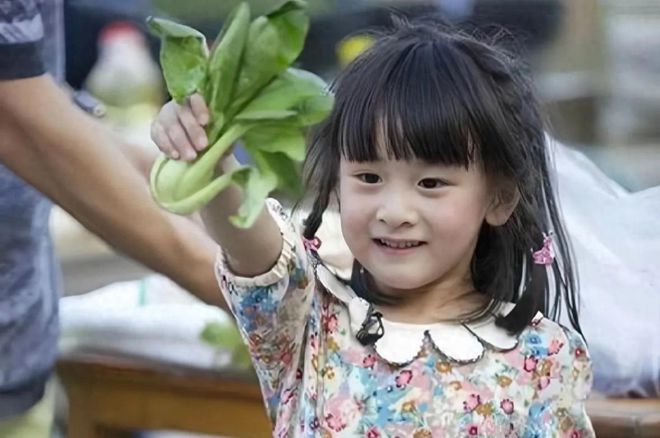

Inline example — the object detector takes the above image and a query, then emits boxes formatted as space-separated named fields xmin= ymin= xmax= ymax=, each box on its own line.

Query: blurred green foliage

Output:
xmin=153 ymin=0 xmax=335 ymax=23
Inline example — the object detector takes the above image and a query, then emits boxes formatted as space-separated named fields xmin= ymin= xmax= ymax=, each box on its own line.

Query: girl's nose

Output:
xmin=375 ymin=196 xmax=418 ymax=228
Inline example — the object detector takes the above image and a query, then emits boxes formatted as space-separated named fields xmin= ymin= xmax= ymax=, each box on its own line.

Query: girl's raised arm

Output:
xmin=152 ymin=95 xmax=315 ymax=421
xmin=151 ymin=95 xmax=283 ymax=277
xmin=201 ymin=155 xmax=283 ymax=276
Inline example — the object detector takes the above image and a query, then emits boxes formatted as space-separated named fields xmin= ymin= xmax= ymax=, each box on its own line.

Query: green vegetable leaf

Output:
xmin=230 ymin=165 xmax=278 ymax=228
xmin=258 ymin=150 xmax=303 ymax=196
xmin=229 ymin=149 xmax=303 ymax=227
xmin=147 ymin=17 xmax=208 ymax=103
xmin=234 ymin=68 xmax=327 ymax=121
xmin=294 ymin=93 xmax=334 ymax=126
xmin=243 ymin=123 xmax=306 ymax=161
xmin=200 ymin=321 xmax=251 ymax=369
xmin=232 ymin=346 xmax=251 ymax=369
xmin=234 ymin=109 xmax=298 ymax=121
xmin=205 ymin=3 xmax=251 ymax=140
xmin=226 ymin=1 xmax=309 ymax=119
xmin=200 ymin=321 xmax=242 ymax=348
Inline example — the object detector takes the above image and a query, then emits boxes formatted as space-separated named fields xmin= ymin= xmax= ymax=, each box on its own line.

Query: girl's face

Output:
xmin=339 ymin=156 xmax=503 ymax=295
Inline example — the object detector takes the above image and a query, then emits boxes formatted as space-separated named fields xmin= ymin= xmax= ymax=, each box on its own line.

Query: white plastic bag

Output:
xmin=552 ymin=140 xmax=660 ymax=396
xmin=59 ymin=275 xmax=235 ymax=369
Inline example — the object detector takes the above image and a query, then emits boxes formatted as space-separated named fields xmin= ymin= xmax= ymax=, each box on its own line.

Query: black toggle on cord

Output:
xmin=356 ymin=304 xmax=385 ymax=346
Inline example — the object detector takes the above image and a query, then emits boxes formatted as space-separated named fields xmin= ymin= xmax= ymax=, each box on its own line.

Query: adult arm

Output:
xmin=0 ymin=74 xmax=224 ymax=308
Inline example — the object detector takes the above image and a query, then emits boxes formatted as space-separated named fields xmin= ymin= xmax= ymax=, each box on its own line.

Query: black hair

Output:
xmin=302 ymin=16 xmax=581 ymax=335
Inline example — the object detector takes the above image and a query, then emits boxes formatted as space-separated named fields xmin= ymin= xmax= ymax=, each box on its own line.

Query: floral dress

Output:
xmin=216 ymin=201 xmax=595 ymax=437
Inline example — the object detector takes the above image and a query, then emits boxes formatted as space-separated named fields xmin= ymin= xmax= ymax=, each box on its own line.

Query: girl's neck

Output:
xmin=375 ymin=278 xmax=490 ymax=325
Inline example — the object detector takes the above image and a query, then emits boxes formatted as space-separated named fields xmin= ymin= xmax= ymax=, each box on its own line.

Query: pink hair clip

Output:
xmin=303 ymin=236 xmax=322 ymax=252
xmin=532 ymin=232 xmax=554 ymax=266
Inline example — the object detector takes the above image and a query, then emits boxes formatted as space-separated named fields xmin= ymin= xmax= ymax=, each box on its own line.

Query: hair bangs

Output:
xmin=333 ymin=38 xmax=484 ymax=168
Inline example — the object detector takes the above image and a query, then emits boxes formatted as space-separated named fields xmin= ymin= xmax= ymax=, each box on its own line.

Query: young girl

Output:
xmin=152 ymin=17 xmax=594 ymax=438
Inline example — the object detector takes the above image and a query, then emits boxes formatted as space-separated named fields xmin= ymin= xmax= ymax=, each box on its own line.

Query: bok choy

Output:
xmin=148 ymin=1 xmax=333 ymax=227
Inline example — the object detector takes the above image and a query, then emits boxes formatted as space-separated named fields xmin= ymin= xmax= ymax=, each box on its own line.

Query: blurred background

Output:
xmin=52 ymin=0 xmax=660 ymax=437
xmin=63 ymin=0 xmax=660 ymax=191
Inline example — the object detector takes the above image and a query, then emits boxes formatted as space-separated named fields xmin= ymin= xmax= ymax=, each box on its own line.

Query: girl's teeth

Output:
xmin=379 ymin=239 xmax=420 ymax=249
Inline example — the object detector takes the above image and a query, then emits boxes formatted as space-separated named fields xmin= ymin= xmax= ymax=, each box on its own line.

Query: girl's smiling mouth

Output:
xmin=374 ymin=238 xmax=426 ymax=252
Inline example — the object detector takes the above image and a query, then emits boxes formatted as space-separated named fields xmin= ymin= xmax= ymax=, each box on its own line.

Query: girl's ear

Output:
xmin=485 ymin=184 xmax=520 ymax=226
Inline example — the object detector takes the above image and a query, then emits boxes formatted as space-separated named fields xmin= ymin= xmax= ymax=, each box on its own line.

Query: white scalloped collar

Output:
xmin=316 ymin=264 xmax=541 ymax=365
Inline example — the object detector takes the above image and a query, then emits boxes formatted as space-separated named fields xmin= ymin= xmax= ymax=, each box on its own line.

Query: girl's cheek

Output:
xmin=340 ymin=204 xmax=365 ymax=232
xmin=428 ymin=201 xmax=485 ymax=244
xmin=340 ymin=201 xmax=372 ymax=244
xmin=339 ymin=184 xmax=372 ymax=215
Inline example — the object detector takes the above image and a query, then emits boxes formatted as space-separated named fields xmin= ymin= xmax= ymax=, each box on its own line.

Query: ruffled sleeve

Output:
xmin=524 ymin=325 xmax=595 ymax=437
xmin=215 ymin=199 xmax=315 ymax=419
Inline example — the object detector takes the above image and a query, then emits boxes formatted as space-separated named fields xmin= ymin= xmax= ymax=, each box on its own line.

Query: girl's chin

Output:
xmin=371 ymin=273 xmax=430 ymax=293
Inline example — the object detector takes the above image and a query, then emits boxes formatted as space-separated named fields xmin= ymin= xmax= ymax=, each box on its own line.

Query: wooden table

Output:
xmin=57 ymin=350 xmax=271 ymax=438
xmin=587 ymin=397 xmax=660 ymax=438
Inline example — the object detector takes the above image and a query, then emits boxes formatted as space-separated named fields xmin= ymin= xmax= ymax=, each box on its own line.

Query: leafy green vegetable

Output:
xmin=225 ymin=1 xmax=309 ymax=121
xmin=242 ymin=123 xmax=306 ymax=161
xmin=200 ymin=321 xmax=251 ymax=369
xmin=230 ymin=164 xmax=279 ymax=228
xmin=235 ymin=68 xmax=328 ymax=123
xmin=149 ymin=1 xmax=333 ymax=227
xmin=146 ymin=17 xmax=208 ymax=103
xmin=204 ymin=2 xmax=251 ymax=134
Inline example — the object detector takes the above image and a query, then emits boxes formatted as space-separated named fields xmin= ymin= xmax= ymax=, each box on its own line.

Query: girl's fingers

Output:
xmin=151 ymin=122 xmax=180 ymax=160
xmin=166 ymin=123 xmax=198 ymax=161
xmin=176 ymin=103 xmax=208 ymax=152
xmin=189 ymin=93 xmax=210 ymax=126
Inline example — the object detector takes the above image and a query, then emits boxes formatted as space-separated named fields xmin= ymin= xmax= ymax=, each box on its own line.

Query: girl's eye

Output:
xmin=357 ymin=173 xmax=381 ymax=184
xmin=418 ymin=178 xmax=446 ymax=189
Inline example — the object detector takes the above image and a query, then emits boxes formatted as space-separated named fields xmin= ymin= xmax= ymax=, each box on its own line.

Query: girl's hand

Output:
xmin=150 ymin=93 xmax=210 ymax=161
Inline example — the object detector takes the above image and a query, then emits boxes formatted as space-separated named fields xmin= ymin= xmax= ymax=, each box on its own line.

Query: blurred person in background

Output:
xmin=0 ymin=1 xmax=223 ymax=436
